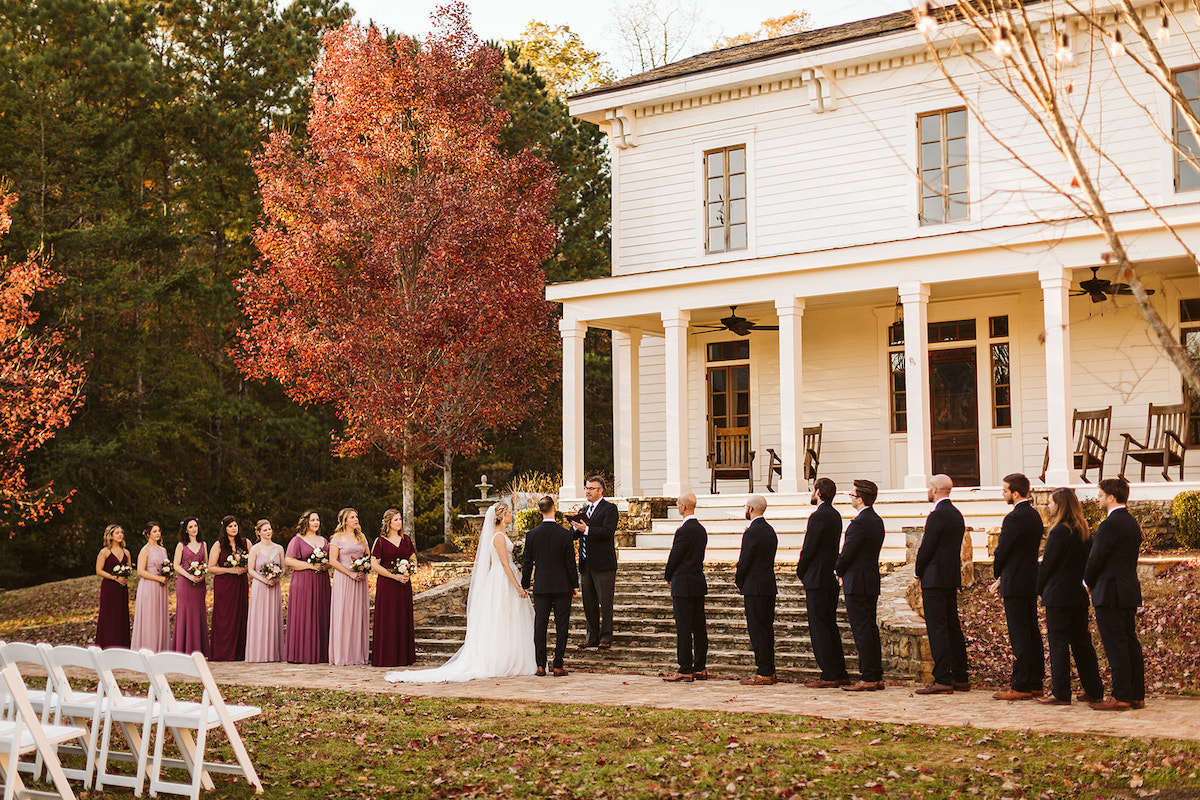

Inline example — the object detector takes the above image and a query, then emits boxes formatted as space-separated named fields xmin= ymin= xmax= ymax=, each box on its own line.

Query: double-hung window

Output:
xmin=1174 ymin=67 xmax=1200 ymax=192
xmin=705 ymin=146 xmax=747 ymax=253
xmin=918 ymin=108 xmax=968 ymax=224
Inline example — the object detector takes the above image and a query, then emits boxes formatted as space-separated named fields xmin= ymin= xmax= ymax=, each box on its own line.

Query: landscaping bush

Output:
xmin=1172 ymin=491 xmax=1200 ymax=549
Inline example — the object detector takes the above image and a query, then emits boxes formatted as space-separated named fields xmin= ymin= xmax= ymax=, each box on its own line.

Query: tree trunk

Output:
xmin=443 ymin=449 xmax=454 ymax=543
xmin=402 ymin=462 xmax=415 ymax=541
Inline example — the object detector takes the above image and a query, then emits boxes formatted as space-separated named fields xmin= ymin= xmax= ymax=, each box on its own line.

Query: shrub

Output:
xmin=1173 ymin=491 xmax=1200 ymax=549
xmin=515 ymin=508 xmax=567 ymax=532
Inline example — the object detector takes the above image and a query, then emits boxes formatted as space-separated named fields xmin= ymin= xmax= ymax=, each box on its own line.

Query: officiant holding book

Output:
xmin=570 ymin=476 xmax=620 ymax=649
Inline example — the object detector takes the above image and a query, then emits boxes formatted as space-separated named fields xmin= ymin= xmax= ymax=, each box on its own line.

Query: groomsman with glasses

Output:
xmin=571 ymin=476 xmax=620 ymax=650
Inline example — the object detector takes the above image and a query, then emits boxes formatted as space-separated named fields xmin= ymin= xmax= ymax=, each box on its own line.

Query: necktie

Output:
xmin=581 ymin=503 xmax=592 ymax=561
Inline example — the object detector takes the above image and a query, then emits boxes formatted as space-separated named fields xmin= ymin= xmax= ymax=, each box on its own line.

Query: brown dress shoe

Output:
xmin=1036 ymin=695 xmax=1070 ymax=706
xmin=578 ymin=640 xmax=598 ymax=649
xmin=992 ymin=689 xmax=1034 ymax=701
xmin=552 ymin=668 xmax=570 ymax=677
xmin=953 ymin=681 xmax=971 ymax=692
xmin=535 ymin=667 xmax=546 ymax=677
xmin=691 ymin=670 xmax=708 ymax=681
xmin=804 ymin=679 xmax=845 ymax=689
xmin=915 ymin=683 xmax=954 ymax=695
xmin=1131 ymin=700 xmax=1146 ymax=710
xmin=1076 ymin=691 xmax=1102 ymax=703
xmin=1088 ymin=697 xmax=1131 ymax=711
xmin=663 ymin=672 xmax=694 ymax=683
xmin=597 ymin=641 xmax=612 ymax=650
xmin=740 ymin=674 xmax=777 ymax=686
xmin=842 ymin=680 xmax=883 ymax=692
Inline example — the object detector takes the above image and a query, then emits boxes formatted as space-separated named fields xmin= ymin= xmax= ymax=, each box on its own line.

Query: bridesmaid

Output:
xmin=131 ymin=521 xmax=170 ymax=651
xmin=371 ymin=508 xmax=417 ymax=667
xmin=171 ymin=517 xmax=209 ymax=655
xmin=285 ymin=509 xmax=332 ymax=663
xmin=208 ymin=515 xmax=250 ymax=661
xmin=95 ymin=524 xmax=132 ymax=649
xmin=246 ymin=519 xmax=284 ymax=662
xmin=329 ymin=508 xmax=370 ymax=666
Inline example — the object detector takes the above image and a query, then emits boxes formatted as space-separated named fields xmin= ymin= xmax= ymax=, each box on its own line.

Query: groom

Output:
xmin=522 ymin=496 xmax=579 ymax=677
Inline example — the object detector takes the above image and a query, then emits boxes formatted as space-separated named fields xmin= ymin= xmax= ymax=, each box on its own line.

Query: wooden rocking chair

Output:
xmin=766 ymin=424 xmax=822 ymax=492
xmin=1039 ymin=407 xmax=1111 ymax=483
xmin=1119 ymin=402 xmax=1189 ymax=481
xmin=709 ymin=426 xmax=755 ymax=494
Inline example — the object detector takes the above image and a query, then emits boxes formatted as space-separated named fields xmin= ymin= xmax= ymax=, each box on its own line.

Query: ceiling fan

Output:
xmin=692 ymin=306 xmax=780 ymax=337
xmin=1071 ymin=266 xmax=1155 ymax=303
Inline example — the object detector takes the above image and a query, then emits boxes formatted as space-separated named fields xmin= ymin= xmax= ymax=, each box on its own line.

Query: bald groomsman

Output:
xmin=663 ymin=492 xmax=708 ymax=682
xmin=735 ymin=494 xmax=777 ymax=686
xmin=915 ymin=474 xmax=971 ymax=695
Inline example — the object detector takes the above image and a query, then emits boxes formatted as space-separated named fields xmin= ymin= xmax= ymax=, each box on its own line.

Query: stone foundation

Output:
xmin=878 ymin=564 xmax=933 ymax=684
xmin=412 ymin=576 xmax=470 ymax=627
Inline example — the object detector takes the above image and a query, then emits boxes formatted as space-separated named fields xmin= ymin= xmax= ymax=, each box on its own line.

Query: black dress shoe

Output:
xmin=953 ymin=681 xmax=971 ymax=692
xmin=535 ymin=667 xmax=546 ymax=677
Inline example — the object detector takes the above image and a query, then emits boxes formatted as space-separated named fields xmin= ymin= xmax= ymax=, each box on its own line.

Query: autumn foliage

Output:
xmin=238 ymin=6 xmax=559 ymax=470
xmin=0 ymin=189 xmax=85 ymax=528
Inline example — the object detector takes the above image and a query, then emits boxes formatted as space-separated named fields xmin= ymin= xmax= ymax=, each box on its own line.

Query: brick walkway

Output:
xmin=206 ymin=661 xmax=1200 ymax=743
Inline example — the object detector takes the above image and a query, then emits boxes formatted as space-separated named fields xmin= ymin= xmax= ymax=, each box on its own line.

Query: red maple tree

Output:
xmin=0 ymin=188 xmax=85 ymax=529
xmin=237 ymin=5 xmax=559 ymax=533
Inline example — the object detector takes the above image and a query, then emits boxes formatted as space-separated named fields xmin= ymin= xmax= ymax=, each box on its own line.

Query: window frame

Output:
xmin=1173 ymin=66 xmax=1200 ymax=193
xmin=917 ymin=108 xmax=970 ymax=225
xmin=989 ymin=315 xmax=1011 ymax=429
xmin=703 ymin=145 xmax=748 ymax=254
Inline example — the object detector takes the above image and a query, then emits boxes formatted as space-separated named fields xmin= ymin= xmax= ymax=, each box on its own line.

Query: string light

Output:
xmin=1158 ymin=6 xmax=1171 ymax=42
xmin=1109 ymin=29 xmax=1125 ymax=58
xmin=992 ymin=26 xmax=1014 ymax=58
xmin=1055 ymin=31 xmax=1074 ymax=64
xmin=915 ymin=1 xmax=939 ymax=36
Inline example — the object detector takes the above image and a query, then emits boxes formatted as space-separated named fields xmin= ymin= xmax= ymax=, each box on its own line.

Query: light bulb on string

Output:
xmin=914 ymin=1 xmax=938 ymax=35
xmin=1109 ymin=29 xmax=1125 ymax=58
xmin=1055 ymin=31 xmax=1074 ymax=64
xmin=1158 ymin=10 xmax=1171 ymax=42
xmin=992 ymin=26 xmax=1014 ymax=58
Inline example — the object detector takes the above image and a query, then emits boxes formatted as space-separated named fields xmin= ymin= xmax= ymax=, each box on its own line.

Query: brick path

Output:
xmin=206 ymin=661 xmax=1200 ymax=743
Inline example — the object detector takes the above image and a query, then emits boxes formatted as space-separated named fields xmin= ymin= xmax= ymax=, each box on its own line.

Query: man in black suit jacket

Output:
xmin=735 ymin=494 xmax=778 ymax=685
xmin=990 ymin=473 xmax=1046 ymax=701
xmin=522 ymin=496 xmax=579 ymax=677
xmin=570 ymin=476 xmax=620 ymax=649
xmin=663 ymin=492 xmax=708 ymax=682
xmin=915 ymin=474 xmax=970 ymax=695
xmin=1084 ymin=477 xmax=1146 ymax=711
xmin=837 ymin=479 xmax=886 ymax=692
xmin=796 ymin=477 xmax=848 ymax=688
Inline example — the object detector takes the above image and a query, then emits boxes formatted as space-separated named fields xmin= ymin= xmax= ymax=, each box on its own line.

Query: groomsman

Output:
xmin=915 ymin=474 xmax=971 ymax=695
xmin=990 ymin=473 xmax=1045 ymax=701
xmin=837 ymin=479 xmax=886 ymax=692
xmin=571 ymin=476 xmax=619 ymax=650
xmin=735 ymin=495 xmax=778 ymax=685
xmin=663 ymin=492 xmax=708 ymax=682
xmin=1085 ymin=477 xmax=1146 ymax=711
xmin=522 ymin=496 xmax=579 ymax=677
xmin=796 ymin=478 xmax=849 ymax=688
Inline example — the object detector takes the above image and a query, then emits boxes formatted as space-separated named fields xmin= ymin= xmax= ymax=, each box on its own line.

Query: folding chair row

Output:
xmin=0 ymin=641 xmax=263 ymax=799
xmin=0 ymin=663 xmax=87 ymax=800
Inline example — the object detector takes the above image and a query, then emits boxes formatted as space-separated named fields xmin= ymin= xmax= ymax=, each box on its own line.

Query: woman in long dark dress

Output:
xmin=285 ymin=509 xmax=332 ymax=663
xmin=1036 ymin=488 xmax=1105 ymax=705
xmin=95 ymin=524 xmax=132 ymax=649
xmin=371 ymin=508 xmax=418 ymax=667
xmin=208 ymin=515 xmax=250 ymax=661
xmin=171 ymin=517 xmax=209 ymax=655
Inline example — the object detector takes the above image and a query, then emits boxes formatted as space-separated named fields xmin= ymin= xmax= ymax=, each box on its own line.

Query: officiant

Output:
xmin=570 ymin=476 xmax=620 ymax=650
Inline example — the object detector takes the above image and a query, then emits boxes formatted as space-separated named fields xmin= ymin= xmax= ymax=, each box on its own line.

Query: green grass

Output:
xmin=55 ymin=686 xmax=1200 ymax=799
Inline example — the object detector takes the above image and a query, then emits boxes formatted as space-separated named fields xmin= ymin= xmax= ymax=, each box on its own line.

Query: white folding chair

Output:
xmin=0 ymin=664 xmax=86 ymax=800
xmin=0 ymin=643 xmax=55 ymax=781
xmin=93 ymin=648 xmax=158 ymax=796
xmin=143 ymin=651 xmax=263 ymax=799
xmin=40 ymin=646 xmax=106 ymax=789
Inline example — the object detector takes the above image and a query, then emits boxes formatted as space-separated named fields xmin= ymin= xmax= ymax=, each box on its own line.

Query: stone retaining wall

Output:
xmin=878 ymin=564 xmax=934 ymax=684
xmin=412 ymin=576 xmax=470 ymax=627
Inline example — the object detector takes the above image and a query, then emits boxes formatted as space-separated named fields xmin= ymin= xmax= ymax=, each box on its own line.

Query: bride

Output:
xmin=386 ymin=502 xmax=536 ymax=682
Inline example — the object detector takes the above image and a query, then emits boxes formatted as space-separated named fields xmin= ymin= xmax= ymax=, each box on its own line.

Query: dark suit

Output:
xmin=664 ymin=516 xmax=708 ymax=674
xmin=915 ymin=498 xmax=969 ymax=687
xmin=796 ymin=501 xmax=847 ymax=681
xmin=575 ymin=497 xmax=619 ymax=645
xmin=1037 ymin=523 xmax=1104 ymax=702
xmin=993 ymin=499 xmax=1045 ymax=692
xmin=735 ymin=516 xmax=778 ymax=677
xmin=1084 ymin=507 xmax=1144 ymax=703
xmin=522 ymin=520 xmax=580 ymax=669
xmin=836 ymin=506 xmax=885 ymax=683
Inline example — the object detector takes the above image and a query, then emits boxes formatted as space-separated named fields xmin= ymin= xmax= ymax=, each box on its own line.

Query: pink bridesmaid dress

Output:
xmin=131 ymin=545 xmax=170 ymax=651
xmin=328 ymin=539 xmax=369 ymax=666
xmin=285 ymin=536 xmax=330 ymax=664
xmin=246 ymin=547 xmax=284 ymax=662
xmin=172 ymin=542 xmax=209 ymax=656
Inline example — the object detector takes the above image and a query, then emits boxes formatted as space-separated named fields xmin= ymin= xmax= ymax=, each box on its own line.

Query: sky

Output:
xmin=348 ymin=0 xmax=912 ymax=69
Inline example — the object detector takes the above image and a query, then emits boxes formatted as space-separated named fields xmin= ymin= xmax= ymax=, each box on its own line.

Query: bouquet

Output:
xmin=111 ymin=563 xmax=133 ymax=579
xmin=394 ymin=558 xmax=415 ymax=577
xmin=186 ymin=561 xmax=207 ymax=579
xmin=350 ymin=555 xmax=372 ymax=574
xmin=225 ymin=552 xmax=248 ymax=569
xmin=260 ymin=562 xmax=282 ymax=581
xmin=159 ymin=561 xmax=176 ymax=579
xmin=306 ymin=548 xmax=329 ymax=568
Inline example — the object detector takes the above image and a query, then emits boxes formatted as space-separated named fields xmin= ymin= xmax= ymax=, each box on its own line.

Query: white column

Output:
xmin=775 ymin=297 xmax=806 ymax=493
xmin=612 ymin=328 xmax=642 ymax=498
xmin=662 ymin=310 xmax=691 ymax=496
xmin=1040 ymin=266 xmax=1073 ymax=486
xmin=559 ymin=319 xmax=586 ymax=499
xmin=900 ymin=282 xmax=932 ymax=489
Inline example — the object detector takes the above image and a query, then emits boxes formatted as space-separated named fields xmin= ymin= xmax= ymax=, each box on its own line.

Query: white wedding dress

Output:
xmin=386 ymin=504 xmax=536 ymax=682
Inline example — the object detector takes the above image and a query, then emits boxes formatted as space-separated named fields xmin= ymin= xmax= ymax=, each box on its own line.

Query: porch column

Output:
xmin=612 ymin=328 xmax=642 ymax=498
xmin=559 ymin=318 xmax=586 ymax=499
xmin=1040 ymin=266 xmax=1073 ymax=486
xmin=662 ymin=309 xmax=691 ymax=496
xmin=900 ymin=282 xmax=933 ymax=489
xmin=775 ymin=296 xmax=806 ymax=494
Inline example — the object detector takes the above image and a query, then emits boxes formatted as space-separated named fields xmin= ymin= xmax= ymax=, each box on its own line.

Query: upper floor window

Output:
xmin=1181 ymin=299 xmax=1200 ymax=443
xmin=918 ymin=108 xmax=968 ymax=225
xmin=1174 ymin=67 xmax=1200 ymax=192
xmin=705 ymin=146 xmax=747 ymax=253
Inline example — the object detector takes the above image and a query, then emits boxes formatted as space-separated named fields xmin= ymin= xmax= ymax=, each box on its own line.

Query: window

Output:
xmin=1181 ymin=300 xmax=1200 ymax=443
xmin=887 ymin=318 xmax=979 ymax=433
xmin=889 ymin=350 xmax=907 ymax=433
xmin=707 ymin=341 xmax=750 ymax=362
xmin=707 ymin=342 xmax=750 ymax=434
xmin=918 ymin=108 xmax=969 ymax=224
xmin=1174 ymin=67 xmax=1200 ymax=192
xmin=705 ymin=146 xmax=747 ymax=253
xmin=990 ymin=315 xmax=1011 ymax=428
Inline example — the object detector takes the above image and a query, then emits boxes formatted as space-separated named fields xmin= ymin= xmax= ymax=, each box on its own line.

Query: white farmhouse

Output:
xmin=549 ymin=2 xmax=1200 ymax=558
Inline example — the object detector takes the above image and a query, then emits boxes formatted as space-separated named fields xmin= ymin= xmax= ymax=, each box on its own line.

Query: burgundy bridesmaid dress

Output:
xmin=96 ymin=551 xmax=132 ymax=649
xmin=210 ymin=537 xmax=250 ymax=661
xmin=285 ymin=536 xmax=331 ymax=664
xmin=172 ymin=542 xmax=209 ymax=656
xmin=370 ymin=536 xmax=417 ymax=667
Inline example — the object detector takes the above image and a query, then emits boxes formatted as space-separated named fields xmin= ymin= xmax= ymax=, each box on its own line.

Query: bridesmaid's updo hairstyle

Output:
xmin=335 ymin=507 xmax=368 ymax=548
xmin=179 ymin=516 xmax=201 ymax=547
xmin=254 ymin=519 xmax=272 ymax=538
xmin=380 ymin=508 xmax=402 ymax=538
xmin=144 ymin=521 xmax=162 ymax=540
xmin=103 ymin=524 xmax=123 ymax=549
xmin=219 ymin=515 xmax=247 ymax=556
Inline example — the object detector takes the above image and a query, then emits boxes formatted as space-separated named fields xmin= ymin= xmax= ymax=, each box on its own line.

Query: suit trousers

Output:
xmin=581 ymin=568 xmax=617 ymax=644
xmin=1094 ymin=606 xmax=1145 ymax=703
xmin=1002 ymin=595 xmax=1045 ymax=692
xmin=671 ymin=595 xmax=708 ymax=674
xmin=844 ymin=593 xmax=883 ymax=683
xmin=533 ymin=592 xmax=573 ymax=669
xmin=805 ymin=587 xmax=848 ymax=681
xmin=921 ymin=587 xmax=969 ymax=686
xmin=1044 ymin=605 xmax=1104 ymax=702
xmin=743 ymin=595 xmax=776 ymax=676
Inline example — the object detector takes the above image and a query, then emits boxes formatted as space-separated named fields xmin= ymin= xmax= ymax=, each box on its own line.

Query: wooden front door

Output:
xmin=708 ymin=363 xmax=750 ymax=446
xmin=929 ymin=347 xmax=980 ymax=487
